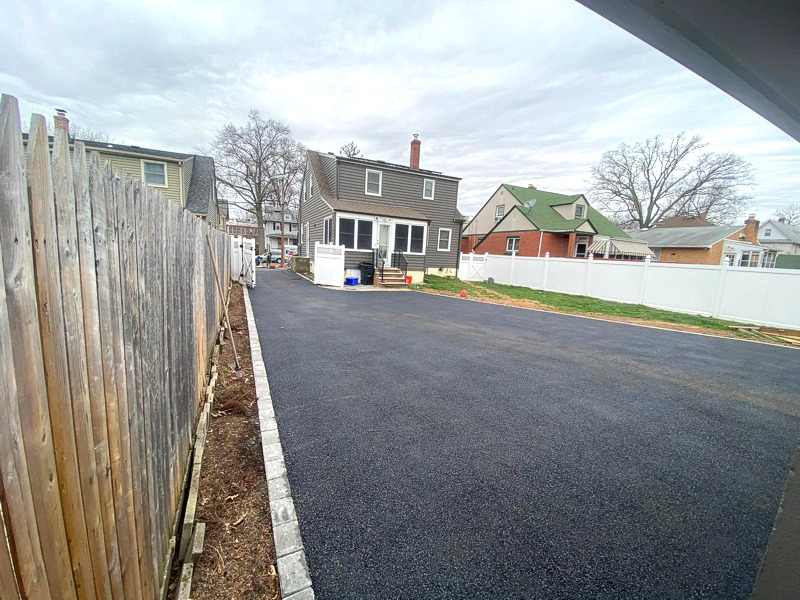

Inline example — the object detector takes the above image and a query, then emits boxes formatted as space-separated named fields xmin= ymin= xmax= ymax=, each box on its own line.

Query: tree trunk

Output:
xmin=255 ymin=206 xmax=265 ymax=254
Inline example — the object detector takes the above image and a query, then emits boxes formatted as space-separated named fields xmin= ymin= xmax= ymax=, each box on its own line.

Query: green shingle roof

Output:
xmin=502 ymin=184 xmax=629 ymax=238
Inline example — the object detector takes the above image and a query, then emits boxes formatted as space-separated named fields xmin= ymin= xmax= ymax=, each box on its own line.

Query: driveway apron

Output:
xmin=249 ymin=269 xmax=800 ymax=599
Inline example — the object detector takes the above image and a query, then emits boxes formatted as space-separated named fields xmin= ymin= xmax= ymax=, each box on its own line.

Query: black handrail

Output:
xmin=391 ymin=250 xmax=408 ymax=280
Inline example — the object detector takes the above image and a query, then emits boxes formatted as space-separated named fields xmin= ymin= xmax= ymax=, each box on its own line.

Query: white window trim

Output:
xmin=423 ymin=178 xmax=435 ymax=200
xmin=141 ymin=159 xmax=168 ymax=188
xmin=495 ymin=204 xmax=505 ymax=222
xmin=506 ymin=236 xmax=520 ymax=253
xmin=336 ymin=215 xmax=375 ymax=251
xmin=437 ymin=228 xmax=451 ymax=252
xmin=323 ymin=216 xmax=333 ymax=245
xmin=575 ymin=204 xmax=585 ymax=218
xmin=365 ymin=169 xmax=382 ymax=197
xmin=392 ymin=221 xmax=428 ymax=255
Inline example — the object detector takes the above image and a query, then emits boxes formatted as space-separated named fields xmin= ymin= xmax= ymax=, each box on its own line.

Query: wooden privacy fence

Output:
xmin=0 ymin=94 xmax=229 ymax=599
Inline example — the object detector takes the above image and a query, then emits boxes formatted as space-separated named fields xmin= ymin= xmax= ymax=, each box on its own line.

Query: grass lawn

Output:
xmin=411 ymin=275 xmax=751 ymax=333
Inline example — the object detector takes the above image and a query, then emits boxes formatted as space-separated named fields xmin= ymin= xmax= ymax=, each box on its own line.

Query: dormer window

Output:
xmin=365 ymin=169 xmax=382 ymax=196
xmin=764 ymin=228 xmax=771 ymax=237
xmin=575 ymin=204 xmax=585 ymax=218
xmin=423 ymin=179 xmax=435 ymax=200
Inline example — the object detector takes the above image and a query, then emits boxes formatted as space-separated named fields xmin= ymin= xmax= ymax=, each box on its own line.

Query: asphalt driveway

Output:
xmin=249 ymin=270 xmax=799 ymax=599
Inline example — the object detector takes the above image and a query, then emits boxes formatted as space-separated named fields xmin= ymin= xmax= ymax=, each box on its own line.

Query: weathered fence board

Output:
xmin=0 ymin=96 xmax=76 ymax=599
xmin=0 ymin=93 xmax=230 ymax=598
xmin=73 ymin=141 xmax=126 ymax=598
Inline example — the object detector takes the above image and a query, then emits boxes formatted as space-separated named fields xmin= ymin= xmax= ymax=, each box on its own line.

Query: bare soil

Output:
xmin=184 ymin=283 xmax=280 ymax=599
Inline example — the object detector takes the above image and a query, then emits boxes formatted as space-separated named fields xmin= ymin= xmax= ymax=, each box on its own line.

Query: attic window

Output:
xmin=495 ymin=205 xmax=505 ymax=222
xmin=142 ymin=160 xmax=167 ymax=187
xmin=423 ymin=179 xmax=435 ymax=200
xmin=764 ymin=228 xmax=771 ymax=237
xmin=365 ymin=169 xmax=382 ymax=196
xmin=575 ymin=204 xmax=585 ymax=218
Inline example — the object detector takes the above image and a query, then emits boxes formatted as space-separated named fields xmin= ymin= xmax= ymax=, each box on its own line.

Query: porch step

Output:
xmin=376 ymin=267 xmax=408 ymax=287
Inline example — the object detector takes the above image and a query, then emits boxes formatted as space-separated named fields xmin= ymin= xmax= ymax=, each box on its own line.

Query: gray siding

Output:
xmin=336 ymin=161 xmax=461 ymax=270
xmin=320 ymin=153 xmax=337 ymax=195
xmin=298 ymin=160 xmax=334 ymax=260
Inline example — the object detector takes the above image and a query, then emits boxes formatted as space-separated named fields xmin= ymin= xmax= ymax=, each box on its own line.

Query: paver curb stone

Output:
xmin=244 ymin=287 xmax=315 ymax=599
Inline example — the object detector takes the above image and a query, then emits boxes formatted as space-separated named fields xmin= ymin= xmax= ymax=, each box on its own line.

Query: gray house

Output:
xmin=298 ymin=136 xmax=464 ymax=284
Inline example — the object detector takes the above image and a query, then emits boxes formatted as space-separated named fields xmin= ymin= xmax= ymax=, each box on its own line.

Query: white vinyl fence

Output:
xmin=459 ymin=252 xmax=800 ymax=329
xmin=231 ymin=235 xmax=256 ymax=288
xmin=314 ymin=242 xmax=346 ymax=286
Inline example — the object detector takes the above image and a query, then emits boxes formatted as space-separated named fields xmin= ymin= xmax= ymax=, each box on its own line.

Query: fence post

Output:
xmin=711 ymin=258 xmax=730 ymax=318
xmin=484 ymin=252 xmax=489 ymax=282
xmin=584 ymin=253 xmax=593 ymax=295
xmin=638 ymin=255 xmax=651 ymax=305
xmin=542 ymin=252 xmax=550 ymax=291
xmin=510 ymin=250 xmax=516 ymax=284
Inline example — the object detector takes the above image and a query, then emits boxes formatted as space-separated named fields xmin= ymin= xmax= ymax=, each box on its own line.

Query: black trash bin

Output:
xmin=359 ymin=261 xmax=375 ymax=285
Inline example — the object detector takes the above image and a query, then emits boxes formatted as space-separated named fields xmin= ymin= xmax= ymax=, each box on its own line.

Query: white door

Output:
xmin=378 ymin=223 xmax=391 ymax=268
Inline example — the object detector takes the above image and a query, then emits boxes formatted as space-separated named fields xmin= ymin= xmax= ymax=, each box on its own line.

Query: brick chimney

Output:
xmin=742 ymin=213 xmax=759 ymax=244
xmin=778 ymin=217 xmax=786 ymax=223
xmin=410 ymin=134 xmax=420 ymax=170
xmin=54 ymin=108 xmax=69 ymax=134
xmin=528 ymin=184 xmax=537 ymax=189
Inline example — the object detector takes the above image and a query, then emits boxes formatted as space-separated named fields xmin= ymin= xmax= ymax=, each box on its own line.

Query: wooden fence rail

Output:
xmin=0 ymin=94 xmax=230 ymax=599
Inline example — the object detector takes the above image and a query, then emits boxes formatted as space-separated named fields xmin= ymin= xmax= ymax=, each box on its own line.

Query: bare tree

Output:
xmin=588 ymin=133 xmax=754 ymax=228
xmin=774 ymin=203 xmax=800 ymax=225
xmin=71 ymin=124 xmax=115 ymax=143
xmin=208 ymin=109 xmax=304 ymax=252
xmin=339 ymin=141 xmax=362 ymax=158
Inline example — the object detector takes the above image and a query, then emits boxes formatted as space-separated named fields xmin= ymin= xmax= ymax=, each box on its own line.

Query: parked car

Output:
xmin=269 ymin=250 xmax=282 ymax=265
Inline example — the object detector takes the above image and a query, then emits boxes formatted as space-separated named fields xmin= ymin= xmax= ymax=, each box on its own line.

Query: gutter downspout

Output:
xmin=537 ymin=228 xmax=544 ymax=257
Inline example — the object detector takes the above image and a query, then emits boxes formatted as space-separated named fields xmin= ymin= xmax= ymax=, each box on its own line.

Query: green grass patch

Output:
xmin=414 ymin=275 xmax=748 ymax=332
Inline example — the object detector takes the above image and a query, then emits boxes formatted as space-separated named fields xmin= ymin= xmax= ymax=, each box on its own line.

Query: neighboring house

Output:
xmin=298 ymin=135 xmax=464 ymax=284
xmin=227 ymin=219 xmax=260 ymax=239
xmin=630 ymin=215 xmax=777 ymax=267
xmin=464 ymin=184 xmax=653 ymax=259
xmin=758 ymin=218 xmax=800 ymax=255
xmin=24 ymin=110 xmax=225 ymax=227
xmin=264 ymin=208 xmax=298 ymax=249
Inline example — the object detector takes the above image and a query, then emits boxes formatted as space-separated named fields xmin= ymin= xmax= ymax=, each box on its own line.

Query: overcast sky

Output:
xmin=2 ymin=0 xmax=798 ymax=221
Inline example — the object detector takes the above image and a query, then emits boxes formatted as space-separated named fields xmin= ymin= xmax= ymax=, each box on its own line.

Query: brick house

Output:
xmin=464 ymin=184 xmax=652 ymax=259
xmin=630 ymin=215 xmax=777 ymax=267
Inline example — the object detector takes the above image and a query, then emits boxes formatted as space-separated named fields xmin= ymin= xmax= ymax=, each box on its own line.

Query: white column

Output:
xmin=542 ymin=251 xmax=550 ymax=291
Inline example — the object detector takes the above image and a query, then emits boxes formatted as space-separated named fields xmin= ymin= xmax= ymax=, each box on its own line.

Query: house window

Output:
xmin=337 ymin=217 xmax=373 ymax=250
xmin=495 ymin=205 xmax=505 ymax=222
xmin=142 ymin=161 xmax=166 ymax=187
xmin=653 ymin=249 xmax=661 ymax=261
xmin=437 ymin=228 xmax=451 ymax=252
xmin=762 ymin=253 xmax=776 ymax=268
xmin=575 ymin=204 xmax=585 ymax=218
xmin=739 ymin=251 xmax=760 ymax=267
xmin=764 ymin=228 xmax=771 ymax=237
xmin=423 ymin=179 xmax=435 ymax=200
xmin=273 ymin=223 xmax=280 ymax=231
xmin=723 ymin=253 xmax=735 ymax=266
xmin=323 ymin=217 xmax=333 ymax=244
xmin=506 ymin=237 xmax=520 ymax=253
xmin=365 ymin=169 xmax=382 ymax=196
xmin=394 ymin=223 xmax=426 ymax=254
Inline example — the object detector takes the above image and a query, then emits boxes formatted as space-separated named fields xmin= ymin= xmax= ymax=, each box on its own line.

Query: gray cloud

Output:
xmin=1 ymin=0 xmax=797 ymax=220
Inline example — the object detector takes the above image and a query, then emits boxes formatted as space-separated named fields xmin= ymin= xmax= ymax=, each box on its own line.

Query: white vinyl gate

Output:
xmin=314 ymin=242 xmax=345 ymax=286
xmin=230 ymin=235 xmax=256 ymax=288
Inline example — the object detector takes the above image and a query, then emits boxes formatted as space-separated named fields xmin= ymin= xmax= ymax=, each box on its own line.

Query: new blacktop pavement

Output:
xmin=249 ymin=269 xmax=800 ymax=599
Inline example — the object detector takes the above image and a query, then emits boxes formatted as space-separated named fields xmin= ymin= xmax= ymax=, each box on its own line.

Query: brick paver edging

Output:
xmin=244 ymin=288 xmax=315 ymax=600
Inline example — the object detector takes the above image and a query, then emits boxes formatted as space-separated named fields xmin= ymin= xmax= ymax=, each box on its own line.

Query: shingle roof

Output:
xmin=502 ymin=184 xmax=628 ymax=238
xmin=629 ymin=225 xmax=742 ymax=248
xmin=83 ymin=139 xmax=193 ymax=160
xmin=307 ymin=150 xmax=336 ymax=201
xmin=761 ymin=219 xmax=800 ymax=244
xmin=655 ymin=214 xmax=713 ymax=228
xmin=185 ymin=155 xmax=215 ymax=218
xmin=327 ymin=198 xmax=429 ymax=221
